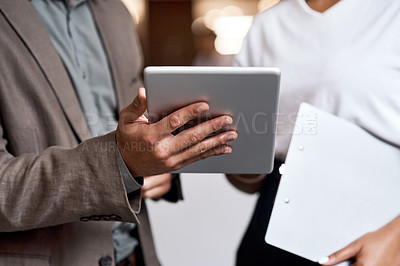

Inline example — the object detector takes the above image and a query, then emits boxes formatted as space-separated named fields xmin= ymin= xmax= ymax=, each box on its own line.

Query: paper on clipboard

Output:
xmin=265 ymin=103 xmax=400 ymax=265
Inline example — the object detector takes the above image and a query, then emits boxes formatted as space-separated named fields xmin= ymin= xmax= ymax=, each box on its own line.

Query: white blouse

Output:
xmin=236 ymin=0 xmax=400 ymax=160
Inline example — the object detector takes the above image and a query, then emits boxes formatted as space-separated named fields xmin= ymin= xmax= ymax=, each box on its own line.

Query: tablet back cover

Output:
xmin=145 ymin=67 xmax=280 ymax=174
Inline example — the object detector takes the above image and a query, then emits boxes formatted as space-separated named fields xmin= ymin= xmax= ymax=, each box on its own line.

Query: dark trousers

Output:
xmin=236 ymin=161 xmax=319 ymax=266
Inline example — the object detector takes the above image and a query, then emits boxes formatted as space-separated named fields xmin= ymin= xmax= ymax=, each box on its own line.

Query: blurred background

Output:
xmin=122 ymin=0 xmax=280 ymax=66
xmin=121 ymin=0 xmax=279 ymax=265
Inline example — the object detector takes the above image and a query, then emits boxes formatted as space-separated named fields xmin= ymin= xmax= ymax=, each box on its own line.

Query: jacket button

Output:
xmin=98 ymin=255 xmax=112 ymax=266
xmin=110 ymin=214 xmax=122 ymax=221
xmin=80 ymin=217 xmax=89 ymax=222
xmin=91 ymin=216 xmax=101 ymax=221
xmin=101 ymin=215 xmax=111 ymax=221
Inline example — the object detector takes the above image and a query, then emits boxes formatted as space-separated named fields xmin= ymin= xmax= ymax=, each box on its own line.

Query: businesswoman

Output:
xmin=228 ymin=0 xmax=400 ymax=265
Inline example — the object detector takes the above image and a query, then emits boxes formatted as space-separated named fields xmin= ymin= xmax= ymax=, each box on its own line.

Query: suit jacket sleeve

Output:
xmin=0 ymin=126 xmax=141 ymax=232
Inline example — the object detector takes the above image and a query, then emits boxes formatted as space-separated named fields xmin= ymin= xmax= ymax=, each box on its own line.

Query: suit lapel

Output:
xmin=0 ymin=0 xmax=92 ymax=142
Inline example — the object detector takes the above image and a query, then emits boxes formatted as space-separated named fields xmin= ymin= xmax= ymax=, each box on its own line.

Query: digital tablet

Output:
xmin=144 ymin=66 xmax=280 ymax=174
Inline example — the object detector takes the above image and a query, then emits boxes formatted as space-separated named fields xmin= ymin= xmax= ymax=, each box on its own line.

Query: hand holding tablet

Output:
xmin=116 ymin=87 xmax=238 ymax=177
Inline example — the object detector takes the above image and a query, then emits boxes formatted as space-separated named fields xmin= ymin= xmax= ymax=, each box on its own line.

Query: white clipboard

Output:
xmin=265 ymin=103 xmax=400 ymax=265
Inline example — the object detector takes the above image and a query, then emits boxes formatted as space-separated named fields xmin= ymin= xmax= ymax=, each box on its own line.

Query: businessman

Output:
xmin=0 ymin=0 xmax=237 ymax=265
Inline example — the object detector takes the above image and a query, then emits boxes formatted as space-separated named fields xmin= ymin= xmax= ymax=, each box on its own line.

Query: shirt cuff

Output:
xmin=117 ymin=148 xmax=143 ymax=194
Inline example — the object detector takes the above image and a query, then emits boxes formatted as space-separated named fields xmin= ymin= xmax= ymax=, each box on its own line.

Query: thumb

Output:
xmin=121 ymin=87 xmax=147 ymax=124
xmin=319 ymin=241 xmax=360 ymax=265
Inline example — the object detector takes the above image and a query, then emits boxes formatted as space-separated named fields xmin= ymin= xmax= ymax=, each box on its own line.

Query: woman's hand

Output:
xmin=226 ymin=174 xmax=266 ymax=194
xmin=320 ymin=216 xmax=400 ymax=266
xmin=142 ymin=173 xmax=173 ymax=199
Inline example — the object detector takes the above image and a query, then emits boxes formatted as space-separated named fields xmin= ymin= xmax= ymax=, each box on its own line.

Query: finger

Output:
xmin=143 ymin=183 xmax=171 ymax=199
xmin=120 ymin=87 xmax=147 ymax=124
xmin=142 ymin=174 xmax=172 ymax=192
xmin=175 ymin=144 xmax=232 ymax=170
xmin=171 ymin=131 xmax=237 ymax=163
xmin=153 ymin=102 xmax=209 ymax=136
xmin=169 ymin=115 xmax=234 ymax=152
xmin=319 ymin=241 xmax=361 ymax=265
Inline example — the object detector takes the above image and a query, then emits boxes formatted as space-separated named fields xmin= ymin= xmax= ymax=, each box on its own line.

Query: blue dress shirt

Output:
xmin=31 ymin=0 xmax=140 ymax=262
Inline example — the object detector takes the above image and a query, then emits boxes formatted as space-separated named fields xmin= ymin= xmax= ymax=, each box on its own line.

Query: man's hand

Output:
xmin=142 ymin=173 xmax=172 ymax=199
xmin=116 ymin=87 xmax=238 ymax=177
xmin=319 ymin=215 xmax=400 ymax=266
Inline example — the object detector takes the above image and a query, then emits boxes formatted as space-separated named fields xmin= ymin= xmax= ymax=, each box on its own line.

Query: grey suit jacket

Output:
xmin=0 ymin=0 xmax=180 ymax=265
